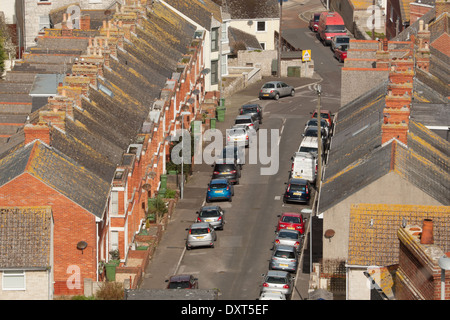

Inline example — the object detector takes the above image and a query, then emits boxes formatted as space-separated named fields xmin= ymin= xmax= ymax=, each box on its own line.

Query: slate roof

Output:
xmin=348 ymin=204 xmax=450 ymax=267
xmin=0 ymin=141 xmax=110 ymax=218
xmin=0 ymin=206 xmax=53 ymax=269
xmin=162 ymin=0 xmax=222 ymax=30
xmin=215 ymin=0 xmax=279 ymax=19
xmin=228 ymin=27 xmax=263 ymax=52
xmin=319 ymin=74 xmax=450 ymax=213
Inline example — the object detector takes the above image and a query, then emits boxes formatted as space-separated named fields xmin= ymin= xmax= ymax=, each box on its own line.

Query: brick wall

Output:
xmin=0 ymin=173 xmax=98 ymax=296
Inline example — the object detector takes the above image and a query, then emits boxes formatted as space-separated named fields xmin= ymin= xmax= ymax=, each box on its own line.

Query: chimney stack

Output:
xmin=24 ymin=122 xmax=51 ymax=145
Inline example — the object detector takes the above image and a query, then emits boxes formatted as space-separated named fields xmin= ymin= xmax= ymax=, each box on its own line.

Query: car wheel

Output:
xmin=228 ymin=197 xmax=232 ymax=202
xmin=274 ymin=93 xmax=279 ymax=100
xmin=290 ymin=89 xmax=295 ymax=97
xmin=206 ymin=198 xmax=210 ymax=203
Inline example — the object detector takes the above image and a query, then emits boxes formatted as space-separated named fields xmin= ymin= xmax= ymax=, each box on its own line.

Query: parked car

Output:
xmin=334 ymin=45 xmax=348 ymax=63
xmin=196 ymin=205 xmax=225 ymax=230
xmin=212 ymin=163 xmax=240 ymax=185
xmin=303 ymin=125 xmax=328 ymax=142
xmin=166 ymin=274 xmax=199 ymax=289
xmin=206 ymin=178 xmax=234 ymax=202
xmin=331 ymin=35 xmax=350 ymax=52
xmin=226 ymin=126 xmax=255 ymax=147
xmin=283 ymin=178 xmax=311 ymax=204
xmin=277 ymin=212 xmax=306 ymax=234
xmin=305 ymin=118 xmax=330 ymax=137
xmin=185 ymin=222 xmax=217 ymax=250
xmin=259 ymin=81 xmax=295 ymax=100
xmin=311 ymin=109 xmax=333 ymax=127
xmin=298 ymin=136 xmax=320 ymax=157
xmin=274 ymin=229 xmax=303 ymax=252
xmin=309 ymin=12 xmax=321 ymax=32
xmin=259 ymin=291 xmax=286 ymax=300
xmin=260 ymin=270 xmax=294 ymax=297
xmin=239 ymin=103 xmax=263 ymax=124
xmin=317 ymin=11 xmax=346 ymax=45
xmin=270 ymin=244 xmax=299 ymax=273
xmin=234 ymin=114 xmax=260 ymax=131
xmin=218 ymin=145 xmax=244 ymax=168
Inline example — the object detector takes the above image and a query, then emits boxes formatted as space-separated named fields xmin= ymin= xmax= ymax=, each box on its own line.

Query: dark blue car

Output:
xmin=206 ymin=178 xmax=234 ymax=203
xmin=283 ymin=178 xmax=310 ymax=204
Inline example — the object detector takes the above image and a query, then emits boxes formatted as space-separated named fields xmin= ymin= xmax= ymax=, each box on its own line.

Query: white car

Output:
xmin=226 ymin=126 xmax=256 ymax=147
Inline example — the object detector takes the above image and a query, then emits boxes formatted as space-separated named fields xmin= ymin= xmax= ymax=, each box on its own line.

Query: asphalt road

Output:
xmin=140 ymin=0 xmax=343 ymax=300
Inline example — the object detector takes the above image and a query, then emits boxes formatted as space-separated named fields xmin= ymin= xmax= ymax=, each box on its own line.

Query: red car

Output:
xmin=334 ymin=45 xmax=348 ymax=63
xmin=312 ymin=109 xmax=333 ymax=128
xmin=309 ymin=13 xmax=321 ymax=32
xmin=277 ymin=212 xmax=305 ymax=234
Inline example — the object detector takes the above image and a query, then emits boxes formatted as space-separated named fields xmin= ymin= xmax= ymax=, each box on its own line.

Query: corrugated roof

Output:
xmin=0 ymin=206 xmax=53 ymax=269
xmin=348 ymin=203 xmax=450 ymax=266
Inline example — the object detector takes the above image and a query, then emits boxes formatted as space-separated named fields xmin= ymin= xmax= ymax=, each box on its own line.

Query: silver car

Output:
xmin=196 ymin=206 xmax=225 ymax=230
xmin=269 ymin=245 xmax=299 ymax=273
xmin=259 ymin=291 xmax=286 ymax=300
xmin=274 ymin=229 xmax=303 ymax=252
xmin=261 ymin=270 xmax=294 ymax=297
xmin=186 ymin=222 xmax=217 ymax=250
xmin=226 ymin=126 xmax=255 ymax=147
xmin=234 ymin=114 xmax=260 ymax=131
xmin=259 ymin=81 xmax=295 ymax=100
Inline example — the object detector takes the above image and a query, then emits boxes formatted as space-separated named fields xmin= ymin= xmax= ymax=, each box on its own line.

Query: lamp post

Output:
xmin=438 ymin=254 xmax=450 ymax=300
xmin=277 ymin=0 xmax=287 ymax=78
xmin=180 ymin=111 xmax=190 ymax=199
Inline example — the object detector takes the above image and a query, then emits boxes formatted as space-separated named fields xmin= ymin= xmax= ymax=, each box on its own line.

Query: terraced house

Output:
xmin=0 ymin=0 xmax=220 ymax=298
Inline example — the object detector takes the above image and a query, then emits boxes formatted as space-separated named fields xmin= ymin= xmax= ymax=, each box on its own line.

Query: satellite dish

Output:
xmin=247 ymin=20 xmax=253 ymax=26
xmin=77 ymin=241 xmax=88 ymax=253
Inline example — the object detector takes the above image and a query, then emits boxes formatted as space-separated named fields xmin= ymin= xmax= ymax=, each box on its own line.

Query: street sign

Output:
xmin=302 ymin=50 xmax=311 ymax=62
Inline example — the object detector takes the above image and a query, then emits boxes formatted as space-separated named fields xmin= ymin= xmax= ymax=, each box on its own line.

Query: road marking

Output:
xmin=274 ymin=196 xmax=281 ymax=200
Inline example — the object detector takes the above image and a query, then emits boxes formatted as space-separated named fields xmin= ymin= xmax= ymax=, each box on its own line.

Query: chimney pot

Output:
xmin=420 ymin=219 xmax=434 ymax=244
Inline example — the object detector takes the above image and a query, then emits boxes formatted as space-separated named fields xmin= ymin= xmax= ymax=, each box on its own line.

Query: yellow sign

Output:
xmin=302 ymin=50 xmax=311 ymax=62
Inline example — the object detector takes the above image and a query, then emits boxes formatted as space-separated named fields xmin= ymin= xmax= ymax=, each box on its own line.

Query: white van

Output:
xmin=290 ymin=151 xmax=316 ymax=182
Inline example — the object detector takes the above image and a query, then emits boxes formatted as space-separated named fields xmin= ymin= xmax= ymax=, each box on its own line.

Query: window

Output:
xmin=221 ymin=23 xmax=228 ymax=42
xmin=211 ymin=27 xmax=219 ymax=52
xmin=111 ymin=191 xmax=119 ymax=215
xmin=221 ymin=54 xmax=228 ymax=76
xmin=260 ymin=42 xmax=266 ymax=50
xmin=257 ymin=21 xmax=266 ymax=32
xmin=110 ymin=231 xmax=119 ymax=252
xmin=2 ymin=270 xmax=25 ymax=290
xmin=211 ymin=60 xmax=219 ymax=85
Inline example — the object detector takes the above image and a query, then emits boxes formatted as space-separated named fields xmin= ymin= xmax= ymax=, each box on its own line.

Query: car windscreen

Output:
xmin=214 ymin=164 xmax=236 ymax=172
xmin=266 ymin=276 xmax=287 ymax=284
xmin=190 ymin=228 xmax=210 ymax=235
xmin=299 ymin=147 xmax=317 ymax=153
xmin=305 ymin=128 xmax=318 ymax=137
xmin=210 ymin=183 xmax=228 ymax=189
xmin=228 ymin=128 xmax=246 ymax=135
xmin=313 ymin=112 xmax=330 ymax=119
xmin=262 ymin=83 xmax=275 ymax=89
xmin=235 ymin=119 xmax=251 ymax=125
xmin=274 ymin=250 xmax=296 ymax=259
xmin=282 ymin=216 xmax=301 ymax=224
xmin=242 ymin=107 xmax=257 ymax=114
xmin=168 ymin=281 xmax=190 ymax=289
xmin=199 ymin=210 xmax=219 ymax=217
xmin=325 ymin=25 xmax=346 ymax=32
xmin=336 ymin=37 xmax=350 ymax=43
xmin=289 ymin=184 xmax=306 ymax=192
xmin=279 ymin=230 xmax=299 ymax=239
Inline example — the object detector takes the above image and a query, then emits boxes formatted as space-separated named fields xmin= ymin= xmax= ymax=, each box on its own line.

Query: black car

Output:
xmin=217 ymin=145 xmax=244 ymax=168
xmin=239 ymin=104 xmax=263 ymax=124
xmin=212 ymin=163 xmax=240 ymax=185
xmin=283 ymin=178 xmax=310 ymax=204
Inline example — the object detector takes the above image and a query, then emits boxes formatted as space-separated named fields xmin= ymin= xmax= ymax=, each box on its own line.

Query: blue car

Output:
xmin=283 ymin=178 xmax=310 ymax=204
xmin=206 ymin=178 xmax=234 ymax=203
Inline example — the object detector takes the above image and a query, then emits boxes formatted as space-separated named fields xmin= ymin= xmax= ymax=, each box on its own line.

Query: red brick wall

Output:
xmin=0 ymin=173 xmax=98 ymax=296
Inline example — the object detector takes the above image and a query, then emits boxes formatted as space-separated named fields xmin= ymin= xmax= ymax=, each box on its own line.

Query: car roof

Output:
xmin=278 ymin=229 xmax=300 ymax=235
xmin=210 ymin=178 xmax=229 ymax=184
xmin=169 ymin=274 xmax=192 ymax=282
xmin=235 ymin=114 xmax=253 ymax=119
xmin=274 ymin=244 xmax=296 ymax=251
xmin=281 ymin=212 xmax=302 ymax=217
xmin=200 ymin=205 xmax=220 ymax=210
xmin=267 ymin=270 xmax=289 ymax=277
xmin=288 ymin=178 xmax=308 ymax=184
xmin=190 ymin=222 xmax=211 ymax=228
